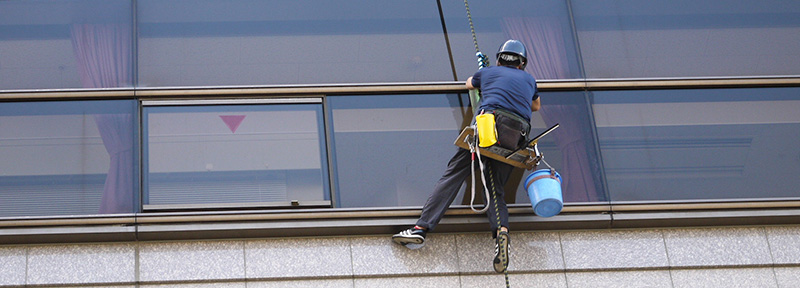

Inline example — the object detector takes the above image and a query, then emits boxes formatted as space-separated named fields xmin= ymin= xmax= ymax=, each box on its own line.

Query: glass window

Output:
xmin=516 ymin=91 xmax=608 ymax=204
xmin=572 ymin=0 xmax=800 ymax=78
xmin=594 ymin=87 xmax=800 ymax=202
xmin=142 ymin=100 xmax=329 ymax=209
xmin=328 ymin=94 xmax=471 ymax=208
xmin=0 ymin=0 xmax=133 ymax=90
xmin=137 ymin=0 xmax=453 ymax=87
xmin=330 ymin=92 xmax=606 ymax=209
xmin=0 ymin=100 xmax=138 ymax=217
xmin=441 ymin=0 xmax=583 ymax=81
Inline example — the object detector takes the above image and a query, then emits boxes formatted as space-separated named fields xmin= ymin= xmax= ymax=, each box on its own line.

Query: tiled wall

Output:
xmin=2 ymin=225 xmax=800 ymax=287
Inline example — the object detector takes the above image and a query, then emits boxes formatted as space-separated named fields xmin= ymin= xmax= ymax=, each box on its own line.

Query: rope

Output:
xmin=463 ymin=0 xmax=490 ymax=68
xmin=487 ymin=163 xmax=511 ymax=288
xmin=464 ymin=0 xmax=480 ymax=54
xmin=464 ymin=1 xmax=509 ymax=286
xmin=464 ymin=0 xmax=488 ymax=114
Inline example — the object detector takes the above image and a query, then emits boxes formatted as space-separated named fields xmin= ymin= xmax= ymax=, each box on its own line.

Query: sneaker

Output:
xmin=493 ymin=231 xmax=510 ymax=273
xmin=392 ymin=227 xmax=427 ymax=245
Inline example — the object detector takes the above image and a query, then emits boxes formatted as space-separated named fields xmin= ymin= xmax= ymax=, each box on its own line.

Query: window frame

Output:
xmin=140 ymin=97 xmax=332 ymax=211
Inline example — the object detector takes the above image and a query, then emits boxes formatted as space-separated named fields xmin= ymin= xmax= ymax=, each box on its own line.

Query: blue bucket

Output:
xmin=524 ymin=169 xmax=563 ymax=217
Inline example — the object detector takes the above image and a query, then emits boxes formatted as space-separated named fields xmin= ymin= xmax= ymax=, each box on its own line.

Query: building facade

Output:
xmin=1 ymin=0 xmax=800 ymax=287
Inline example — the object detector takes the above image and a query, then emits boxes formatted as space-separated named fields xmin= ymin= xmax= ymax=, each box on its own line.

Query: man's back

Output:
xmin=471 ymin=65 xmax=538 ymax=121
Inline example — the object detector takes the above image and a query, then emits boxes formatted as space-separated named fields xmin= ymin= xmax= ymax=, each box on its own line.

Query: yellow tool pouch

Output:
xmin=475 ymin=113 xmax=497 ymax=148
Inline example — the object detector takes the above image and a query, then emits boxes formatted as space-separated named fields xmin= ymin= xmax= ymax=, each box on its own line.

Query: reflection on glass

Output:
xmin=441 ymin=0 xmax=582 ymax=81
xmin=143 ymin=103 xmax=329 ymax=208
xmin=329 ymin=94 xmax=472 ymax=208
xmin=594 ymin=87 xmax=800 ymax=201
xmin=137 ymin=0 xmax=452 ymax=87
xmin=524 ymin=91 xmax=607 ymax=203
xmin=0 ymin=0 xmax=133 ymax=90
xmin=331 ymin=92 xmax=606 ymax=208
xmin=572 ymin=0 xmax=800 ymax=78
xmin=0 ymin=100 xmax=138 ymax=216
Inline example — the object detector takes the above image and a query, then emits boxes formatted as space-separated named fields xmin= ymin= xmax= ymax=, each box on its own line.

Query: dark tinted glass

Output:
xmin=515 ymin=91 xmax=607 ymax=204
xmin=137 ymin=0 xmax=453 ymax=87
xmin=441 ymin=0 xmax=583 ymax=81
xmin=0 ymin=100 xmax=138 ymax=216
xmin=0 ymin=0 xmax=133 ymax=90
xmin=572 ymin=0 xmax=800 ymax=78
xmin=142 ymin=101 xmax=330 ymax=209
xmin=328 ymin=94 xmax=471 ymax=208
xmin=329 ymin=91 xmax=606 ymax=209
xmin=594 ymin=87 xmax=800 ymax=201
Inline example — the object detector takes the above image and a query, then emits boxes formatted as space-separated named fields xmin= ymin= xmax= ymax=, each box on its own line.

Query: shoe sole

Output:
xmin=392 ymin=235 xmax=424 ymax=245
xmin=493 ymin=233 xmax=509 ymax=273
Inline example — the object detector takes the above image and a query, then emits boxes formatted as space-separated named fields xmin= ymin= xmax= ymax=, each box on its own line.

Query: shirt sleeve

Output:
xmin=471 ymin=70 xmax=482 ymax=88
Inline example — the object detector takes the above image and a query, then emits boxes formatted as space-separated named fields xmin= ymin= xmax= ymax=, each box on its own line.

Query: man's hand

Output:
xmin=531 ymin=97 xmax=541 ymax=112
xmin=466 ymin=76 xmax=475 ymax=89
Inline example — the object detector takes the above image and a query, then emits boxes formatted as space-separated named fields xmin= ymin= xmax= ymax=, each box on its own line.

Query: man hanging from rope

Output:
xmin=393 ymin=39 xmax=540 ymax=273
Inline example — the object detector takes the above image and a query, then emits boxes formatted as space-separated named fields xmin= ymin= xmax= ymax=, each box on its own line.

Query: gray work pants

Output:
xmin=415 ymin=148 xmax=513 ymax=234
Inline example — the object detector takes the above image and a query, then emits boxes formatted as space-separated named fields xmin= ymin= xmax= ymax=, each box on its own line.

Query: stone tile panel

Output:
xmin=561 ymin=229 xmax=668 ymax=269
xmin=664 ymin=227 xmax=772 ymax=267
xmin=27 ymin=243 xmax=135 ymax=285
xmin=139 ymin=240 xmax=244 ymax=282
xmin=246 ymin=236 xmax=353 ymax=279
xmin=350 ymin=234 xmax=458 ymax=276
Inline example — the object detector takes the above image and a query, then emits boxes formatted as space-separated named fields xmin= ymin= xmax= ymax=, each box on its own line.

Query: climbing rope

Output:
xmin=463 ymin=0 xmax=490 ymax=215
xmin=464 ymin=0 xmax=479 ymax=53
xmin=464 ymin=0 xmax=489 ymax=68
xmin=464 ymin=2 xmax=510 ymax=286
xmin=487 ymin=163 xmax=511 ymax=288
xmin=464 ymin=0 xmax=488 ymax=116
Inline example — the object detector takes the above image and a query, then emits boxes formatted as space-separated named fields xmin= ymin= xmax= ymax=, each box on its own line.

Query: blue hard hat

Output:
xmin=496 ymin=39 xmax=528 ymax=68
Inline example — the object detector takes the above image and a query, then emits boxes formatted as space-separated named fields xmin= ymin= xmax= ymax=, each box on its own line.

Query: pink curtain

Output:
xmin=502 ymin=17 xmax=571 ymax=80
xmin=71 ymin=24 xmax=134 ymax=213
xmin=71 ymin=24 xmax=131 ymax=88
xmin=503 ymin=17 xmax=602 ymax=202
xmin=93 ymin=114 xmax=134 ymax=213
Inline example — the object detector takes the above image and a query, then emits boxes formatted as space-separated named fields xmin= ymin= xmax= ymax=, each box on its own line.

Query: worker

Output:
xmin=393 ymin=39 xmax=540 ymax=273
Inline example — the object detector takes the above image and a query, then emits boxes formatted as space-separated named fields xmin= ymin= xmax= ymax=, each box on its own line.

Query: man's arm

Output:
xmin=466 ymin=76 xmax=475 ymax=89
xmin=531 ymin=97 xmax=541 ymax=112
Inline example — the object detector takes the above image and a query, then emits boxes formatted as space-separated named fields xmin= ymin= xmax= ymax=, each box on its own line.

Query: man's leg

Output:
xmin=393 ymin=148 xmax=472 ymax=245
xmin=415 ymin=148 xmax=473 ymax=231
xmin=482 ymin=159 xmax=514 ymax=273
xmin=484 ymin=159 xmax=514 ymax=233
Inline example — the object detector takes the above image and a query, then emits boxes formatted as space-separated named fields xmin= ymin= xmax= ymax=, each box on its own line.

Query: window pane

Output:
xmin=594 ymin=87 xmax=800 ymax=202
xmin=523 ymin=91 xmax=608 ymax=204
xmin=442 ymin=0 xmax=583 ymax=80
xmin=143 ymin=102 xmax=329 ymax=209
xmin=572 ymin=0 xmax=800 ymax=78
xmin=137 ymin=0 xmax=453 ymax=87
xmin=330 ymin=92 xmax=606 ymax=208
xmin=328 ymin=94 xmax=471 ymax=208
xmin=0 ymin=100 xmax=138 ymax=216
xmin=0 ymin=0 xmax=133 ymax=90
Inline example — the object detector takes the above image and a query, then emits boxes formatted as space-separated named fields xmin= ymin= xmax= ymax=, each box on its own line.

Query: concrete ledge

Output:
xmin=3 ymin=207 xmax=800 ymax=245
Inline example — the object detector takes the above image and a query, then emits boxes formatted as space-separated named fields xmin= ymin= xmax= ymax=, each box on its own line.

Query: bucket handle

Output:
xmin=525 ymin=169 xmax=561 ymax=188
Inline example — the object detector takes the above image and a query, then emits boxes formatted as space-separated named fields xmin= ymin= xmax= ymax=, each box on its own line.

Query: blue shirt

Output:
xmin=471 ymin=66 xmax=538 ymax=122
